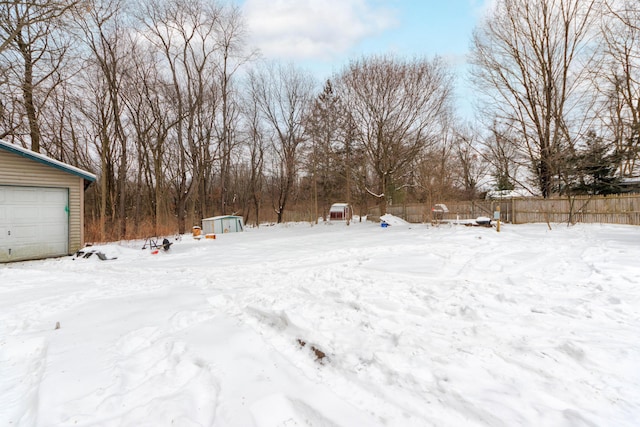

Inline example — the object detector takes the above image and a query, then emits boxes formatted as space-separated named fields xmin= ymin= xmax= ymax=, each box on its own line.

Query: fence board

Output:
xmin=368 ymin=193 xmax=640 ymax=226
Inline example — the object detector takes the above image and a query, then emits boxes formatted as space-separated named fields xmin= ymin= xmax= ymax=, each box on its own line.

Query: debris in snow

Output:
xmin=379 ymin=214 xmax=409 ymax=226
xmin=55 ymin=322 xmax=60 ymax=330
xmin=460 ymin=216 xmax=494 ymax=227
xmin=71 ymin=244 xmax=142 ymax=261
xmin=474 ymin=216 xmax=492 ymax=227
xmin=72 ymin=249 xmax=118 ymax=261
xmin=297 ymin=339 xmax=328 ymax=364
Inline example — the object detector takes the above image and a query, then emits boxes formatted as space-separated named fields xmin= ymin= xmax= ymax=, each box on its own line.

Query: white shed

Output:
xmin=202 ymin=215 xmax=244 ymax=234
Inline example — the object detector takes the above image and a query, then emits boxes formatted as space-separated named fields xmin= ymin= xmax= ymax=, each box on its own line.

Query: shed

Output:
xmin=329 ymin=203 xmax=352 ymax=221
xmin=0 ymin=140 xmax=96 ymax=262
xmin=202 ymin=215 xmax=244 ymax=234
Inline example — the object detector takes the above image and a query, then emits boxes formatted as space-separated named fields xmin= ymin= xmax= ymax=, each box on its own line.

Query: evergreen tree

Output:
xmin=568 ymin=132 xmax=622 ymax=195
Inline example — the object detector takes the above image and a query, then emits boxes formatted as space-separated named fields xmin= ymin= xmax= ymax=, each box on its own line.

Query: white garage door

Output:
xmin=0 ymin=186 xmax=69 ymax=262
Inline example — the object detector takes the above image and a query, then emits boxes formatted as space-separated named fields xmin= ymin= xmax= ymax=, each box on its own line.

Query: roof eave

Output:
xmin=0 ymin=140 xmax=96 ymax=182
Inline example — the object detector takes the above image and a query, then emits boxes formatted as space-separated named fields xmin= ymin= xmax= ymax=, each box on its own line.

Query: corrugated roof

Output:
xmin=0 ymin=139 xmax=96 ymax=182
xmin=329 ymin=203 xmax=351 ymax=211
xmin=202 ymin=215 xmax=243 ymax=221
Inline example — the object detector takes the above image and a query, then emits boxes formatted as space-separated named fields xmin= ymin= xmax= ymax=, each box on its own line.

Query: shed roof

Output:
xmin=0 ymin=139 xmax=96 ymax=182
xmin=330 ymin=203 xmax=350 ymax=210
xmin=202 ymin=215 xmax=243 ymax=221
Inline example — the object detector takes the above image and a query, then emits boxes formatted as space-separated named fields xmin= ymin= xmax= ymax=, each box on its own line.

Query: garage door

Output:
xmin=0 ymin=186 xmax=69 ymax=262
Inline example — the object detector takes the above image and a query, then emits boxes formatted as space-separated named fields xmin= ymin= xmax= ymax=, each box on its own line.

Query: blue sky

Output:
xmin=235 ymin=0 xmax=491 ymax=116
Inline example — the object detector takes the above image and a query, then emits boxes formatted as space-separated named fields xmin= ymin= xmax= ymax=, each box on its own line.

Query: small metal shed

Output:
xmin=329 ymin=203 xmax=352 ymax=221
xmin=202 ymin=215 xmax=244 ymax=234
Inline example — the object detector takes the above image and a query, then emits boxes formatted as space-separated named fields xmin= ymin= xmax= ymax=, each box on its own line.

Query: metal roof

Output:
xmin=0 ymin=139 xmax=96 ymax=182
xmin=202 ymin=215 xmax=243 ymax=221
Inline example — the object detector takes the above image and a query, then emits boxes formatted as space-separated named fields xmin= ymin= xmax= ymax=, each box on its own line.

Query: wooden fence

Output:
xmin=368 ymin=193 xmax=640 ymax=226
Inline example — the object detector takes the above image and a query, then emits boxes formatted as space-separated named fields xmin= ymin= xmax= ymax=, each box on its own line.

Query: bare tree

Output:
xmin=214 ymin=4 xmax=255 ymax=216
xmin=0 ymin=73 xmax=25 ymax=141
xmin=470 ymin=0 xmax=598 ymax=197
xmin=0 ymin=0 xmax=78 ymax=54
xmin=73 ymin=0 xmax=133 ymax=238
xmin=122 ymin=41 xmax=179 ymax=234
xmin=598 ymin=0 xmax=640 ymax=176
xmin=0 ymin=0 xmax=77 ymax=152
xmin=410 ymin=115 xmax=458 ymax=205
xmin=238 ymin=92 xmax=265 ymax=226
xmin=454 ymin=124 xmax=490 ymax=199
xmin=248 ymin=62 xmax=315 ymax=223
xmin=77 ymin=64 xmax=119 ymax=240
xmin=482 ymin=122 xmax=527 ymax=191
xmin=138 ymin=0 xmax=222 ymax=233
xmin=337 ymin=55 xmax=453 ymax=213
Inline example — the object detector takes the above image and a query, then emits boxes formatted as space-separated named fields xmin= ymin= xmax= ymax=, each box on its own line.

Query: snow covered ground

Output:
xmin=1 ymin=219 xmax=639 ymax=426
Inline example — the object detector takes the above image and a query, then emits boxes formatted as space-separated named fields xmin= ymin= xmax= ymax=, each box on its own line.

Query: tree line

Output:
xmin=0 ymin=0 xmax=638 ymax=239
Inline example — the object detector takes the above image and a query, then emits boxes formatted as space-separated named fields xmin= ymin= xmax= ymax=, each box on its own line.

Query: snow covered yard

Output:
xmin=1 ymin=221 xmax=639 ymax=426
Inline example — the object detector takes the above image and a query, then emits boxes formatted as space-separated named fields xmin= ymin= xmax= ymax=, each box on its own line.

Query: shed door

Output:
xmin=222 ymin=218 xmax=234 ymax=232
xmin=0 ymin=186 xmax=69 ymax=262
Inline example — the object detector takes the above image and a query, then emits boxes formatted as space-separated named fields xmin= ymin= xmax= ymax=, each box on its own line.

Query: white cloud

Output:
xmin=242 ymin=0 xmax=398 ymax=60
xmin=470 ymin=0 xmax=498 ymax=20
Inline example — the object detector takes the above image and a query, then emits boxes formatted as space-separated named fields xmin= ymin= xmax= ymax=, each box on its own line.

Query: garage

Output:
xmin=0 ymin=140 xmax=95 ymax=262
xmin=0 ymin=186 xmax=69 ymax=261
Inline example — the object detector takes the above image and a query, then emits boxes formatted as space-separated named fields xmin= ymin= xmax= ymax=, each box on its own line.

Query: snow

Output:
xmin=1 ymin=219 xmax=639 ymax=426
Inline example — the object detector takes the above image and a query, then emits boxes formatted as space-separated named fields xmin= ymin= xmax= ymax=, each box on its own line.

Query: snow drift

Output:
xmin=1 ymin=221 xmax=639 ymax=426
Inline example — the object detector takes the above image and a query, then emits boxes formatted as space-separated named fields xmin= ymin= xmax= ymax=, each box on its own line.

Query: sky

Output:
xmin=234 ymin=0 xmax=492 ymax=116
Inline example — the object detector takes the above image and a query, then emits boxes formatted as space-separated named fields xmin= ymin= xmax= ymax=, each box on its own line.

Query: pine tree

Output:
xmin=568 ymin=132 xmax=621 ymax=195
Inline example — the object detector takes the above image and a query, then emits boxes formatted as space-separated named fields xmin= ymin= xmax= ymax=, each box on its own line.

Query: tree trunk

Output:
xmin=17 ymin=35 xmax=41 ymax=153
